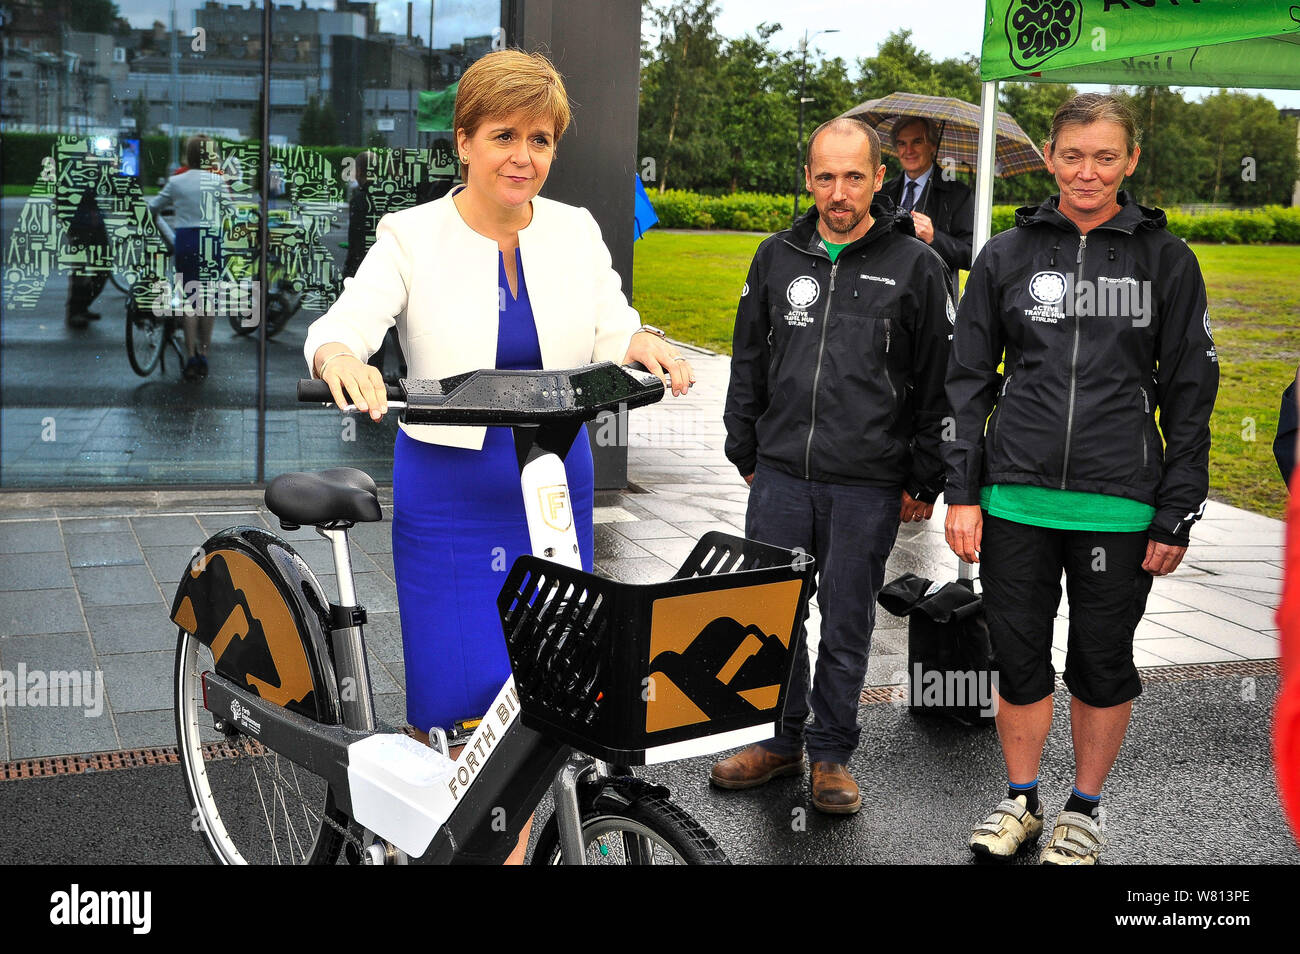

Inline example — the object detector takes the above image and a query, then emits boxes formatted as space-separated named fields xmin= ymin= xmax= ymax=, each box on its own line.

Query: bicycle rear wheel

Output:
xmin=174 ymin=628 xmax=349 ymax=865
xmin=126 ymin=299 xmax=167 ymax=376
xmin=531 ymin=790 xmax=729 ymax=865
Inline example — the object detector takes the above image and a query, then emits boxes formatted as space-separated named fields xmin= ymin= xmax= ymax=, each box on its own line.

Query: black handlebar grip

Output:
xmin=624 ymin=361 xmax=650 ymax=373
xmin=296 ymin=379 xmax=333 ymax=403
xmin=296 ymin=380 xmax=404 ymax=404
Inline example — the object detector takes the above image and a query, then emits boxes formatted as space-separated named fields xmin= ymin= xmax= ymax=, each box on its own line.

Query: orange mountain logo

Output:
xmin=173 ymin=549 xmax=314 ymax=709
xmin=644 ymin=580 xmax=803 ymax=734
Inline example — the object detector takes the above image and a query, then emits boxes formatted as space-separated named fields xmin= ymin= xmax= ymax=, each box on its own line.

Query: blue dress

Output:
xmin=391 ymin=248 xmax=596 ymax=733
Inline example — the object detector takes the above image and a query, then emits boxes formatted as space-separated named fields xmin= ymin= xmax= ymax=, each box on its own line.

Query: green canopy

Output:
xmin=980 ymin=0 xmax=1300 ymax=89
xmin=417 ymin=82 xmax=458 ymax=132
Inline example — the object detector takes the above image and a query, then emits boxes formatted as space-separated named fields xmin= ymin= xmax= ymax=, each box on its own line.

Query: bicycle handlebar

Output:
xmin=297 ymin=361 xmax=664 ymax=427
xmin=296 ymin=379 xmax=404 ymax=404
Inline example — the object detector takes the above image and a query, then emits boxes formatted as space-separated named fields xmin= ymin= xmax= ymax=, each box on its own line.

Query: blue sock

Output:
xmin=1007 ymin=778 xmax=1039 ymax=814
xmin=1064 ymin=786 xmax=1101 ymax=818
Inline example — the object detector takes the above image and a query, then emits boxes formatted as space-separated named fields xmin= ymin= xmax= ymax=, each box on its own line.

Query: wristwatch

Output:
xmin=637 ymin=324 xmax=667 ymax=339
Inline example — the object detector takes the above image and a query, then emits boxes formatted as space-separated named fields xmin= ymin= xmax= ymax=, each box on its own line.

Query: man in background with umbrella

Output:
xmin=881 ymin=116 xmax=974 ymax=292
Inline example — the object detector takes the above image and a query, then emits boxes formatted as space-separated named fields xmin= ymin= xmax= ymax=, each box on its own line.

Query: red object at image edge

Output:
xmin=1276 ymin=475 xmax=1300 ymax=843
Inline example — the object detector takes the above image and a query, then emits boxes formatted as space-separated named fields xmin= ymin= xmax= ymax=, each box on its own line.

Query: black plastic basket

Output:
xmin=497 ymin=532 xmax=814 ymax=765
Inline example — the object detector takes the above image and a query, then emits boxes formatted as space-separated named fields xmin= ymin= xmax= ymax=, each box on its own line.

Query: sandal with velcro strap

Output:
xmin=969 ymin=794 xmax=1044 ymax=861
xmin=1040 ymin=810 xmax=1106 ymax=865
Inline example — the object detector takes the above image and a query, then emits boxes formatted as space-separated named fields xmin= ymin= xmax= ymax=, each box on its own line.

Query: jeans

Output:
xmin=745 ymin=464 xmax=901 ymax=763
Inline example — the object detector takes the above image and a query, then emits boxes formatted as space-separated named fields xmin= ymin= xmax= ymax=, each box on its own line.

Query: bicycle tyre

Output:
xmin=174 ymin=627 xmax=349 ymax=865
xmin=531 ymin=789 xmax=730 ymax=865
xmin=126 ymin=298 xmax=167 ymax=376
xmin=109 ymin=271 xmax=134 ymax=296
xmin=228 ymin=310 xmax=257 ymax=336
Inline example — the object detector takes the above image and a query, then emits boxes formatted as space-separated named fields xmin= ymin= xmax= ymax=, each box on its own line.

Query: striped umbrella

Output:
xmin=842 ymin=91 xmax=1046 ymax=178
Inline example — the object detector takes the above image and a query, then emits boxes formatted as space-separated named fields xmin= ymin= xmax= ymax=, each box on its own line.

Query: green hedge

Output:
xmin=1 ymin=132 xmax=177 ymax=187
xmin=646 ymin=190 xmax=1300 ymax=244
xmin=651 ymin=189 xmax=792 ymax=232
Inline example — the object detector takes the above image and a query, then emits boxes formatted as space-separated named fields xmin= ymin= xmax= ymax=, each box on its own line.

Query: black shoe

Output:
xmin=183 ymin=356 xmax=201 ymax=380
xmin=84 ymin=310 xmax=102 ymax=321
xmin=67 ymin=313 xmax=90 ymax=329
xmin=197 ymin=355 xmax=209 ymax=378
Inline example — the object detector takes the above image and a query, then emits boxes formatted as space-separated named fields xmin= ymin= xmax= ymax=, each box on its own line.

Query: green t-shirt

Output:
xmin=822 ymin=238 xmax=851 ymax=262
xmin=979 ymin=484 xmax=1156 ymax=532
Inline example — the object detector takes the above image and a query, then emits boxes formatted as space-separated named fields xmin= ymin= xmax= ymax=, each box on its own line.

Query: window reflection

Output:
xmin=0 ymin=0 xmax=503 ymax=487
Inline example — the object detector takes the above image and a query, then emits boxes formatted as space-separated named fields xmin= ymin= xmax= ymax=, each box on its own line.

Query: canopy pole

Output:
xmin=971 ymin=79 xmax=999 ymax=266
xmin=955 ymin=78 xmax=999 ymax=584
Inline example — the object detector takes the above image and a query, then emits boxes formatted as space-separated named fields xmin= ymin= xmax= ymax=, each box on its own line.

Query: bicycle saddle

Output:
xmin=265 ymin=467 xmax=382 ymax=529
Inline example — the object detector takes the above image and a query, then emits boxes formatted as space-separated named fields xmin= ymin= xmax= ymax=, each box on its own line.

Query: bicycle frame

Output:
xmin=194 ymin=425 xmax=610 ymax=865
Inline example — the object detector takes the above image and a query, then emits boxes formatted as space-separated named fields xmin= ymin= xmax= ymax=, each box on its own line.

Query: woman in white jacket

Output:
xmin=304 ymin=49 xmax=692 ymax=862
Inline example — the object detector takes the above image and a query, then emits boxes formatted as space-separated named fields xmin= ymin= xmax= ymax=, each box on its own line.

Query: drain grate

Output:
xmin=0 ymin=726 xmax=418 ymax=781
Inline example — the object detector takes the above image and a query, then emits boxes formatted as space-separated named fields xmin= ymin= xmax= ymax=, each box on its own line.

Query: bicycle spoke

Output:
xmin=247 ymin=759 xmax=282 ymax=865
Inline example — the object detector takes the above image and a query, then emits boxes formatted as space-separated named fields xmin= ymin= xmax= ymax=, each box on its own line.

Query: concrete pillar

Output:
xmin=505 ymin=0 xmax=642 ymax=489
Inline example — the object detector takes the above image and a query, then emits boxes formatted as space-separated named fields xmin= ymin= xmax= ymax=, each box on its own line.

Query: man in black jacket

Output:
xmin=881 ymin=117 xmax=974 ymax=292
xmin=712 ymin=117 xmax=954 ymax=814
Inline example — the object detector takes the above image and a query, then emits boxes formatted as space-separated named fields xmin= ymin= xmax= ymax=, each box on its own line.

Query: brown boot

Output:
xmin=810 ymin=762 xmax=861 ymax=814
xmin=710 ymin=744 xmax=805 ymax=790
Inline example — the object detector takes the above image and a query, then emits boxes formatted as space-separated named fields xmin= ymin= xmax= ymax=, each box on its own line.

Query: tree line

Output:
xmin=637 ymin=0 xmax=1299 ymax=208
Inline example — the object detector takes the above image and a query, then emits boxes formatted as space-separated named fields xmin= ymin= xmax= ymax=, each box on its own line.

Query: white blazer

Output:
xmin=303 ymin=188 xmax=641 ymax=449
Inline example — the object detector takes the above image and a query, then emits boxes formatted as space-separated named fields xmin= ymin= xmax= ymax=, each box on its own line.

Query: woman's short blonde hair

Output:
xmin=453 ymin=49 xmax=572 ymax=144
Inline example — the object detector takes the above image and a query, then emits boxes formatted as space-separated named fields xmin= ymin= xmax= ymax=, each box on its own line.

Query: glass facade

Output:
xmin=1 ymin=0 xmax=503 ymax=487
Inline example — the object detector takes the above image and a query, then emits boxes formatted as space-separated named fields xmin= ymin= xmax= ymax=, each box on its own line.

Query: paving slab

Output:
xmin=64 ymin=531 xmax=145 ymax=568
xmin=0 ymin=552 xmax=73 ymax=591
xmin=0 ymin=588 xmax=85 ymax=638
xmin=0 ymin=521 xmax=63 ymax=554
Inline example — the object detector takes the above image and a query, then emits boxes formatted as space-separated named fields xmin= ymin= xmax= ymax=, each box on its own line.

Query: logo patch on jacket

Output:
xmin=783 ymin=275 xmax=820 ymax=327
xmin=1203 ymin=308 xmax=1218 ymax=362
xmin=787 ymin=276 xmax=820 ymax=309
xmin=1025 ymin=270 xmax=1066 ymax=324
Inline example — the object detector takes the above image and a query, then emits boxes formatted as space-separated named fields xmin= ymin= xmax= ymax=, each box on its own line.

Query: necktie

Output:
xmin=902 ymin=179 xmax=917 ymax=212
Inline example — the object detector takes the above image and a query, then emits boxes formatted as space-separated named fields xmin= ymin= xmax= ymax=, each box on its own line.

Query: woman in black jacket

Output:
xmin=943 ymin=93 xmax=1219 ymax=865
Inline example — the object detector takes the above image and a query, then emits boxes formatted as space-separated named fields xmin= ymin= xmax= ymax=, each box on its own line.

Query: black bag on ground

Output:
xmin=877 ymin=573 xmax=995 ymax=727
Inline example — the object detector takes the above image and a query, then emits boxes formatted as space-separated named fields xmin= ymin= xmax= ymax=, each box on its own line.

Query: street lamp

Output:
xmin=792 ymin=28 xmax=839 ymax=226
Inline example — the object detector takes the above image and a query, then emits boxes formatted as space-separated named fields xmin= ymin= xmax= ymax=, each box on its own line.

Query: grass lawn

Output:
xmin=634 ymin=231 xmax=1297 ymax=520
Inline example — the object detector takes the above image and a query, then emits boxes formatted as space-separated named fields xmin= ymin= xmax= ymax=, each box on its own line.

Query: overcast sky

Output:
xmin=113 ymin=0 xmax=1299 ymax=108
xmin=710 ymin=0 xmax=1300 ymax=110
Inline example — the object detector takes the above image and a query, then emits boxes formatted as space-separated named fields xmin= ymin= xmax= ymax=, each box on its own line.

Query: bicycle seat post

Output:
xmin=319 ymin=524 xmax=376 ymax=733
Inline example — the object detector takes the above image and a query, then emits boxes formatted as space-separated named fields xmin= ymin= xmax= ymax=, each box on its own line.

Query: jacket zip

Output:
xmin=1140 ymin=385 xmax=1150 ymax=468
xmin=991 ymin=374 xmax=1012 ymax=451
xmin=883 ymin=319 xmax=897 ymax=402
xmin=1060 ymin=235 xmax=1086 ymax=488
xmin=804 ymin=261 xmax=839 ymax=479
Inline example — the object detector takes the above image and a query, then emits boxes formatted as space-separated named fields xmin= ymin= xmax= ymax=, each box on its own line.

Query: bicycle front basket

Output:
xmin=497 ymin=532 xmax=814 ymax=765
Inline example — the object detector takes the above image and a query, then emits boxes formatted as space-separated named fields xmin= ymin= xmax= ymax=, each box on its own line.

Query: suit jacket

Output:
xmin=304 ymin=187 xmax=640 ymax=449
xmin=882 ymin=164 xmax=974 ymax=284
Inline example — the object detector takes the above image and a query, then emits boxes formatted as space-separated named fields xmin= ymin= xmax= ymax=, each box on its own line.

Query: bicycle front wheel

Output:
xmin=126 ymin=299 xmax=167 ymax=376
xmin=174 ymin=628 xmax=349 ymax=865
xmin=531 ymin=790 xmax=730 ymax=865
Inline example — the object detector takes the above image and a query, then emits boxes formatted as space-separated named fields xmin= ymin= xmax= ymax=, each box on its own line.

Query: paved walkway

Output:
xmin=0 ymin=350 xmax=1285 ymax=763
